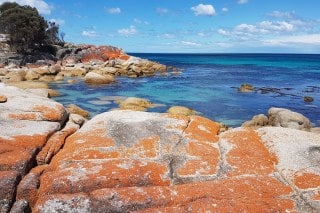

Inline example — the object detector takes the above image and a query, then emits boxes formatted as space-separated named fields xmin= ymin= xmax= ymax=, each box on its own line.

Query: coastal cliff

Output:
xmin=0 ymin=83 xmax=319 ymax=212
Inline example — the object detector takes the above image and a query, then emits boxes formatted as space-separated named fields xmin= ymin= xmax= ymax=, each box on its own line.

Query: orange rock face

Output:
xmin=31 ymin=111 xmax=320 ymax=212
xmin=81 ymin=45 xmax=129 ymax=63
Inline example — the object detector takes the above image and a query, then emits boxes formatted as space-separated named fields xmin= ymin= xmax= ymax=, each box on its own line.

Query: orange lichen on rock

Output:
xmin=8 ymin=112 xmax=38 ymax=120
xmin=122 ymin=135 xmax=160 ymax=159
xmin=294 ymin=172 xmax=320 ymax=189
xmin=222 ymin=128 xmax=278 ymax=176
xmin=39 ymin=159 xmax=170 ymax=196
xmin=184 ymin=115 xmax=220 ymax=143
xmin=33 ymin=104 xmax=67 ymax=122
xmin=176 ymin=141 xmax=220 ymax=176
xmin=16 ymin=165 xmax=48 ymax=207
xmin=37 ymin=124 xmax=79 ymax=165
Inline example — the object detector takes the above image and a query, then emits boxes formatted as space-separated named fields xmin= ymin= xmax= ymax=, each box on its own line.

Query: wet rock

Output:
xmin=238 ymin=83 xmax=254 ymax=92
xmin=268 ymin=107 xmax=311 ymax=131
xmin=84 ymin=72 xmax=115 ymax=84
xmin=167 ymin=106 xmax=195 ymax=116
xmin=304 ymin=96 xmax=314 ymax=103
xmin=118 ymin=97 xmax=153 ymax=111
xmin=67 ymin=104 xmax=90 ymax=118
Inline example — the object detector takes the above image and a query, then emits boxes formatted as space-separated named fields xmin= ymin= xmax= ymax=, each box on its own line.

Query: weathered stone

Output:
xmin=16 ymin=165 xmax=48 ymax=208
xmin=66 ymin=104 xmax=90 ymax=118
xmin=39 ymin=75 xmax=54 ymax=82
xmin=32 ymin=111 xmax=320 ymax=212
xmin=25 ymin=70 xmax=40 ymax=81
xmin=84 ymin=72 xmax=115 ymax=84
xmin=9 ymin=200 xmax=30 ymax=213
xmin=25 ymin=89 xmax=49 ymax=97
xmin=5 ymin=70 xmax=26 ymax=82
xmin=0 ymin=94 xmax=7 ymax=103
xmin=118 ymin=97 xmax=153 ymax=111
xmin=0 ymin=171 xmax=20 ymax=213
xmin=238 ymin=83 xmax=254 ymax=92
xmin=304 ymin=96 xmax=314 ymax=102
xmin=242 ymin=114 xmax=269 ymax=128
xmin=6 ymin=81 xmax=48 ymax=89
xmin=36 ymin=121 xmax=80 ymax=165
xmin=167 ymin=106 xmax=195 ymax=116
xmin=268 ymin=107 xmax=311 ymax=131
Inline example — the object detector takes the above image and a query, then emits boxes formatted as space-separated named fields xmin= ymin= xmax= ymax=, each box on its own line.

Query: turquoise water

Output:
xmin=49 ymin=53 xmax=320 ymax=127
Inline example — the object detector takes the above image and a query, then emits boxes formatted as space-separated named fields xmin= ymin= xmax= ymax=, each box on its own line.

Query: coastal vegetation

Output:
xmin=0 ymin=2 xmax=63 ymax=53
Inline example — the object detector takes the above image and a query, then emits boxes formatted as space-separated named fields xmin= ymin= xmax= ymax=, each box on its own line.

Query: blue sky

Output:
xmin=1 ymin=0 xmax=320 ymax=53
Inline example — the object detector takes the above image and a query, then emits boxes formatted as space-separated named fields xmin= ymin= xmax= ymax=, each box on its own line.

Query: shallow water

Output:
xmin=49 ymin=53 xmax=320 ymax=127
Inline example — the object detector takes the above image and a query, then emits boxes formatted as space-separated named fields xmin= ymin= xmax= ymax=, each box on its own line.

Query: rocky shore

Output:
xmin=0 ymin=45 xmax=319 ymax=212
xmin=1 ymin=83 xmax=320 ymax=212
xmin=0 ymin=44 xmax=172 ymax=87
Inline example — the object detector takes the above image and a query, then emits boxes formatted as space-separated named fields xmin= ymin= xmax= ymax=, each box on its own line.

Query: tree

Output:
xmin=0 ymin=2 xmax=48 ymax=52
xmin=46 ymin=21 xmax=62 ymax=45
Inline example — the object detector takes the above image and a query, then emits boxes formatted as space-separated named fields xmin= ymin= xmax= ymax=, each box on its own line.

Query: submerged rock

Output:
xmin=167 ymin=105 xmax=195 ymax=116
xmin=238 ymin=83 xmax=254 ymax=92
xmin=304 ymin=96 xmax=314 ymax=103
xmin=118 ymin=97 xmax=153 ymax=111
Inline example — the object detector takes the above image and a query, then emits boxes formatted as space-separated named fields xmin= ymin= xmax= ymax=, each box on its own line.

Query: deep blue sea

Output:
xmin=49 ymin=53 xmax=320 ymax=127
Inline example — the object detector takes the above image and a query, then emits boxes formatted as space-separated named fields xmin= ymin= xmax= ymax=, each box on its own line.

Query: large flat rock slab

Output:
xmin=32 ymin=110 xmax=319 ymax=212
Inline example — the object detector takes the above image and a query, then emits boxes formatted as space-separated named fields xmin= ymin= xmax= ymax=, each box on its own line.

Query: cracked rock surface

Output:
xmin=1 ymin=83 xmax=319 ymax=212
xmin=33 ymin=111 xmax=319 ymax=212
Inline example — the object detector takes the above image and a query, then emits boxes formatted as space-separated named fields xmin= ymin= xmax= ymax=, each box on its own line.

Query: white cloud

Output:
xmin=106 ymin=7 xmax=121 ymax=14
xmin=222 ymin=7 xmax=229 ymax=12
xmin=219 ymin=21 xmax=295 ymax=37
xmin=49 ymin=18 xmax=65 ymax=26
xmin=133 ymin=18 xmax=149 ymax=25
xmin=238 ymin=0 xmax=249 ymax=4
xmin=263 ymin=34 xmax=320 ymax=46
xmin=181 ymin=41 xmax=201 ymax=47
xmin=268 ymin=11 xmax=295 ymax=19
xmin=191 ymin=4 xmax=216 ymax=16
xmin=156 ymin=8 xmax=168 ymax=15
xmin=0 ymin=0 xmax=52 ymax=14
xmin=118 ymin=25 xmax=137 ymax=37
xmin=82 ymin=31 xmax=98 ymax=37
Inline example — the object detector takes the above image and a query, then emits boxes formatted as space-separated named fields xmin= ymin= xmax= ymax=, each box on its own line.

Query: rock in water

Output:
xmin=167 ymin=105 xmax=195 ymax=116
xmin=118 ymin=97 xmax=153 ymax=111
xmin=268 ymin=107 xmax=311 ymax=131
xmin=84 ymin=72 xmax=115 ymax=84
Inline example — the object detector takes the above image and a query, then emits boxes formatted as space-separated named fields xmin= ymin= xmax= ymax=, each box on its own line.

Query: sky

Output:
xmin=1 ymin=0 xmax=320 ymax=53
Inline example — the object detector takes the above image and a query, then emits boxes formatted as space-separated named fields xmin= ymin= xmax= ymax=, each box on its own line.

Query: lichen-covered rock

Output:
xmin=0 ymin=83 xmax=69 ymax=212
xmin=31 ymin=110 xmax=320 ymax=212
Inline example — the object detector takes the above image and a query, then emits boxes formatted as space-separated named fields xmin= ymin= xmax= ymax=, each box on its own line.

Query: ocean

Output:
xmin=49 ymin=53 xmax=320 ymax=127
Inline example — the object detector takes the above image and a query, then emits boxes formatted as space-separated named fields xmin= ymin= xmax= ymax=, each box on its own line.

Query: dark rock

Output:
xmin=304 ymin=96 xmax=314 ymax=103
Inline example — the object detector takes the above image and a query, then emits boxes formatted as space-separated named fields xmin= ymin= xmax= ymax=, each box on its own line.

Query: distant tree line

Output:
xmin=0 ymin=2 xmax=65 ymax=53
